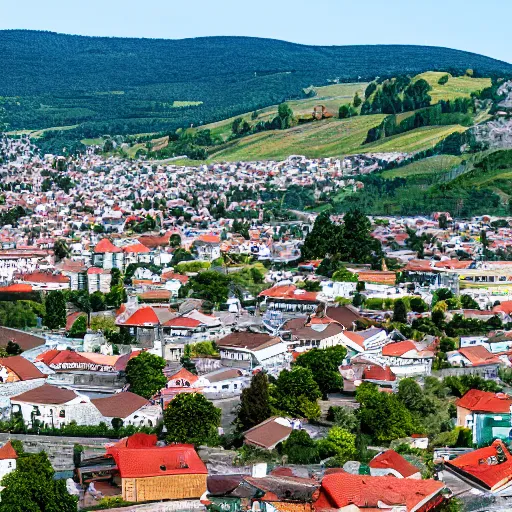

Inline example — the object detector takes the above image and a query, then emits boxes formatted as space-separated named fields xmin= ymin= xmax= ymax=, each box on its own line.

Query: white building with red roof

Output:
xmin=0 ymin=441 xmax=18 ymax=481
xmin=92 ymin=238 xmax=124 ymax=270
xmin=369 ymin=449 xmax=422 ymax=479
xmin=87 ymin=266 xmax=112 ymax=294
xmin=259 ymin=284 xmax=325 ymax=314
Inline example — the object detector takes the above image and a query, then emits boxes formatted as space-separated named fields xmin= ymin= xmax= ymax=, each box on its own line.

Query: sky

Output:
xmin=2 ymin=0 xmax=510 ymax=63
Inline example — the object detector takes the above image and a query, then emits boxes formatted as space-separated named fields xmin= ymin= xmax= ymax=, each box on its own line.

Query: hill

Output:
xmin=1 ymin=30 xmax=511 ymax=137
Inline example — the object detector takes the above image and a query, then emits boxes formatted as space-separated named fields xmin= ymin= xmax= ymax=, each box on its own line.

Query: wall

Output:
xmin=0 ymin=457 xmax=16 ymax=481
xmin=122 ymin=474 xmax=207 ymax=502
xmin=91 ymin=500 xmax=204 ymax=512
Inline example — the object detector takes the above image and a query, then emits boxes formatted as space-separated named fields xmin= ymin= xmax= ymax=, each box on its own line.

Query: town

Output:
xmin=0 ymin=132 xmax=512 ymax=511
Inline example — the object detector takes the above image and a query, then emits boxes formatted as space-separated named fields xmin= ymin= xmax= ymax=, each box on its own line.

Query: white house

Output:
xmin=0 ymin=441 xmax=18 ymax=482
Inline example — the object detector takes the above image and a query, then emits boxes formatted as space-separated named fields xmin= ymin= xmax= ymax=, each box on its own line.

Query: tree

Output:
xmin=5 ymin=340 xmax=22 ymax=355
xmin=277 ymin=103 xmax=294 ymax=129
xmin=295 ymin=346 xmax=347 ymax=398
xmin=336 ymin=209 xmax=382 ymax=264
xmin=397 ymin=378 xmax=424 ymax=413
xmin=409 ymin=296 xmax=427 ymax=313
xmin=90 ymin=291 xmax=106 ymax=312
xmin=169 ymin=233 xmax=181 ymax=247
xmin=237 ymin=372 xmax=271 ymax=432
xmin=282 ymin=430 xmax=319 ymax=464
xmin=164 ymin=393 xmax=221 ymax=445
xmin=90 ymin=315 xmax=118 ymax=333
xmin=125 ymin=351 xmax=167 ymax=399
xmin=180 ymin=344 xmax=197 ymax=375
xmin=353 ymin=92 xmax=362 ymax=108
xmin=0 ymin=451 xmax=78 ymax=511
xmin=332 ymin=267 xmax=358 ymax=282
xmin=299 ymin=280 xmax=321 ymax=292
xmin=460 ymin=294 xmax=480 ymax=310
xmin=53 ymin=239 xmax=70 ymax=261
xmin=301 ymin=211 xmax=339 ymax=260
xmin=328 ymin=406 xmax=360 ymax=434
xmin=356 ymin=383 xmax=415 ymax=442
xmin=393 ymin=299 xmax=407 ymax=323
xmin=339 ymin=104 xmax=355 ymax=119
xmin=43 ymin=290 xmax=66 ymax=330
xmin=438 ymin=213 xmax=448 ymax=229
xmin=324 ymin=426 xmax=357 ymax=463
xmin=272 ymin=367 xmax=322 ymax=419
xmin=438 ymin=74 xmax=450 ymax=86
xmin=69 ymin=315 xmax=86 ymax=338
xmin=189 ymin=271 xmax=231 ymax=305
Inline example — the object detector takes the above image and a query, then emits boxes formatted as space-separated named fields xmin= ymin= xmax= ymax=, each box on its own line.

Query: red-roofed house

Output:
xmin=447 ymin=345 xmax=505 ymax=368
xmin=0 ymin=441 xmax=17 ymax=480
xmin=92 ymin=238 xmax=124 ymax=270
xmin=456 ymin=389 xmax=512 ymax=445
xmin=116 ymin=305 xmax=164 ymax=346
xmin=193 ymin=234 xmax=221 ymax=261
xmin=380 ymin=340 xmax=434 ymax=376
xmin=87 ymin=266 xmax=112 ymax=294
xmin=369 ymin=450 xmax=421 ymax=479
xmin=314 ymin=472 xmax=445 ymax=512
xmin=19 ymin=271 xmax=70 ymax=290
xmin=122 ymin=242 xmax=152 ymax=266
xmin=445 ymin=440 xmax=512 ymax=493
xmin=259 ymin=284 xmax=324 ymax=314
xmin=105 ymin=437 xmax=208 ymax=502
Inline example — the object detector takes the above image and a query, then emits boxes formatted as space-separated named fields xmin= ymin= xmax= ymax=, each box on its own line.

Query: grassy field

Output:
xmin=364 ymin=125 xmax=468 ymax=153
xmin=5 ymin=124 xmax=79 ymax=138
xmin=198 ymin=82 xmax=368 ymax=141
xmin=380 ymin=155 xmax=463 ymax=179
xmin=413 ymin=72 xmax=491 ymax=103
xmin=208 ymin=114 xmax=386 ymax=161
xmin=81 ymin=137 xmax=105 ymax=146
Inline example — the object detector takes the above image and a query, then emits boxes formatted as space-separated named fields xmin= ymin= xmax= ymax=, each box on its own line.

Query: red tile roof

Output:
xmin=87 ymin=267 xmax=107 ymax=275
xmin=122 ymin=242 xmax=150 ymax=253
xmin=259 ymin=284 xmax=319 ymax=302
xmin=456 ymin=389 xmax=512 ymax=413
xmin=358 ymin=271 xmax=397 ymax=285
xmin=107 ymin=442 xmax=207 ymax=478
xmin=196 ymin=234 xmax=220 ymax=244
xmin=37 ymin=349 xmax=92 ymax=368
xmin=0 ymin=284 xmax=33 ymax=293
xmin=91 ymin=392 xmax=149 ymax=418
xmin=382 ymin=341 xmax=417 ymax=357
xmin=168 ymin=367 xmax=199 ymax=386
xmin=0 ymin=356 xmax=46 ymax=381
xmin=161 ymin=272 xmax=189 ymax=284
xmin=369 ymin=450 xmax=420 ymax=478
xmin=120 ymin=306 xmax=160 ymax=326
xmin=139 ymin=290 xmax=172 ymax=301
xmin=11 ymin=384 xmax=78 ymax=405
xmin=164 ymin=317 xmax=202 ymax=328
xmin=458 ymin=346 xmax=502 ymax=366
xmin=434 ymin=259 xmax=473 ymax=270
xmin=0 ymin=327 xmax=45 ymax=351
xmin=244 ymin=418 xmax=293 ymax=450
xmin=494 ymin=301 xmax=512 ymax=315
xmin=362 ymin=364 xmax=396 ymax=382
xmin=0 ymin=441 xmax=17 ymax=460
xmin=94 ymin=239 xmax=122 ymax=253
xmin=314 ymin=472 xmax=444 ymax=511
xmin=343 ymin=331 xmax=365 ymax=349
xmin=20 ymin=271 xmax=70 ymax=284
xmin=446 ymin=440 xmax=512 ymax=492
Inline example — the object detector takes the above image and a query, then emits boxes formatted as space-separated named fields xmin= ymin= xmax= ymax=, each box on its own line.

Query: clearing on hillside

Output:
xmin=380 ymin=155 xmax=463 ymax=179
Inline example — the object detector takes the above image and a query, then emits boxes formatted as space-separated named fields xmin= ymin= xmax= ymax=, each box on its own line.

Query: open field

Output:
xmin=380 ymin=155 xmax=463 ymax=179
xmin=364 ymin=125 xmax=468 ymax=153
xmin=208 ymin=115 xmax=386 ymax=161
xmin=5 ymin=125 xmax=79 ymax=138
xmin=413 ymin=72 xmax=491 ymax=103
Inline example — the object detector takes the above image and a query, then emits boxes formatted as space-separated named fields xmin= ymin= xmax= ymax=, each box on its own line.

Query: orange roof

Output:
xmin=0 ymin=283 xmax=33 ymax=293
xmin=362 ymin=364 xmax=396 ymax=382
xmin=123 ymin=242 xmax=150 ymax=253
xmin=20 ymin=271 xmax=69 ymax=284
xmin=0 ymin=441 xmax=18 ymax=460
xmin=458 ymin=346 xmax=502 ymax=366
xmin=196 ymin=234 xmax=220 ymax=244
xmin=446 ymin=440 xmax=512 ymax=491
xmin=106 ymin=442 xmax=207 ymax=478
xmin=314 ymin=472 xmax=444 ymax=511
xmin=358 ymin=271 xmax=397 ymax=285
xmin=139 ymin=290 xmax=171 ymax=300
xmin=343 ymin=331 xmax=365 ymax=349
xmin=94 ymin=238 xmax=122 ymax=253
xmin=434 ymin=259 xmax=473 ymax=270
xmin=456 ymin=389 xmax=512 ymax=413
xmin=494 ymin=301 xmax=512 ymax=315
xmin=369 ymin=450 xmax=420 ymax=478
xmin=164 ymin=317 xmax=202 ymax=328
xmin=382 ymin=341 xmax=417 ymax=357
xmin=259 ymin=284 xmax=319 ymax=302
xmin=168 ymin=367 xmax=199 ymax=386
xmin=121 ymin=306 xmax=160 ymax=326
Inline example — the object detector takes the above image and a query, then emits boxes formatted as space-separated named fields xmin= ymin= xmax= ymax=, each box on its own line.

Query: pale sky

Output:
xmin=1 ymin=0 xmax=510 ymax=63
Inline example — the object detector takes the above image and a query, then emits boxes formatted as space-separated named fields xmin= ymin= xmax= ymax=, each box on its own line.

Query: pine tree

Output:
xmin=44 ymin=290 xmax=66 ymax=330
xmin=237 ymin=372 xmax=271 ymax=432
xmin=393 ymin=299 xmax=408 ymax=324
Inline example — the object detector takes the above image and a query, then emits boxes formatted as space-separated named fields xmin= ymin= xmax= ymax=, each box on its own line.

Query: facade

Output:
xmin=87 ymin=267 xmax=112 ymax=294
xmin=259 ymin=285 xmax=324 ymax=314
xmin=216 ymin=331 xmax=289 ymax=371
xmin=456 ymin=389 xmax=512 ymax=445
xmin=0 ymin=441 xmax=17 ymax=482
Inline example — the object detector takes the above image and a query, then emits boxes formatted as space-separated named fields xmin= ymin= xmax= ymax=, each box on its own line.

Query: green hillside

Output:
xmin=1 ymin=29 xmax=511 ymax=139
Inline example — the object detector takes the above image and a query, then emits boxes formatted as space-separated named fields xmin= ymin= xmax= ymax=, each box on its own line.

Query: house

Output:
xmin=380 ymin=340 xmax=434 ymax=376
xmin=10 ymin=384 xmax=101 ymax=428
xmin=36 ymin=349 xmax=118 ymax=373
xmin=244 ymin=417 xmax=297 ymax=450
xmin=122 ymin=242 xmax=151 ymax=266
xmin=56 ymin=258 xmax=88 ymax=291
xmin=87 ymin=267 xmax=112 ymax=294
xmin=105 ymin=434 xmax=208 ymax=502
xmin=314 ymin=471 xmax=445 ymax=512
xmin=92 ymin=238 xmax=124 ymax=270
xmin=444 ymin=439 xmax=512 ymax=493
xmin=0 ymin=441 xmax=18 ymax=481
xmin=18 ymin=270 xmax=70 ymax=290
xmin=0 ymin=355 xmax=47 ymax=401
xmin=259 ymin=284 xmax=324 ymax=314
xmin=216 ymin=331 xmax=289 ymax=371
xmin=368 ymin=449 xmax=422 ymax=479
xmin=447 ymin=345 xmax=506 ymax=369
xmin=193 ymin=234 xmax=221 ymax=261
xmin=198 ymin=368 xmax=249 ymax=399
xmin=456 ymin=389 xmax=512 ymax=445
xmin=91 ymin=391 xmax=162 ymax=428
xmin=339 ymin=361 xmax=397 ymax=392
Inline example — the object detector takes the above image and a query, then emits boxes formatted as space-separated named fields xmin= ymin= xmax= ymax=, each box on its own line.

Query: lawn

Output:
xmin=414 ymin=72 xmax=491 ymax=104
xmin=81 ymin=137 xmax=105 ymax=146
xmin=364 ymin=125 xmax=468 ymax=153
xmin=381 ymin=155 xmax=463 ymax=179
xmin=208 ymin=114 xmax=386 ymax=161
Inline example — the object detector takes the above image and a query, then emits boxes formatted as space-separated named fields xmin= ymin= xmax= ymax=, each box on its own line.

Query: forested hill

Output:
xmin=1 ymin=30 xmax=512 ymax=136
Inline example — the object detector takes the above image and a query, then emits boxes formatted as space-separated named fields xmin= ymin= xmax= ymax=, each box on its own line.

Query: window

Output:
xmin=222 ymin=384 xmax=229 ymax=390
xmin=234 ymin=384 xmax=238 ymax=389
xmin=59 ymin=410 xmax=65 ymax=418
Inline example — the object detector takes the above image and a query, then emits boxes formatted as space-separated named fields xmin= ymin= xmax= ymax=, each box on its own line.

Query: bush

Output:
xmin=175 ymin=260 xmax=211 ymax=273
xmin=282 ymin=430 xmax=320 ymax=464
